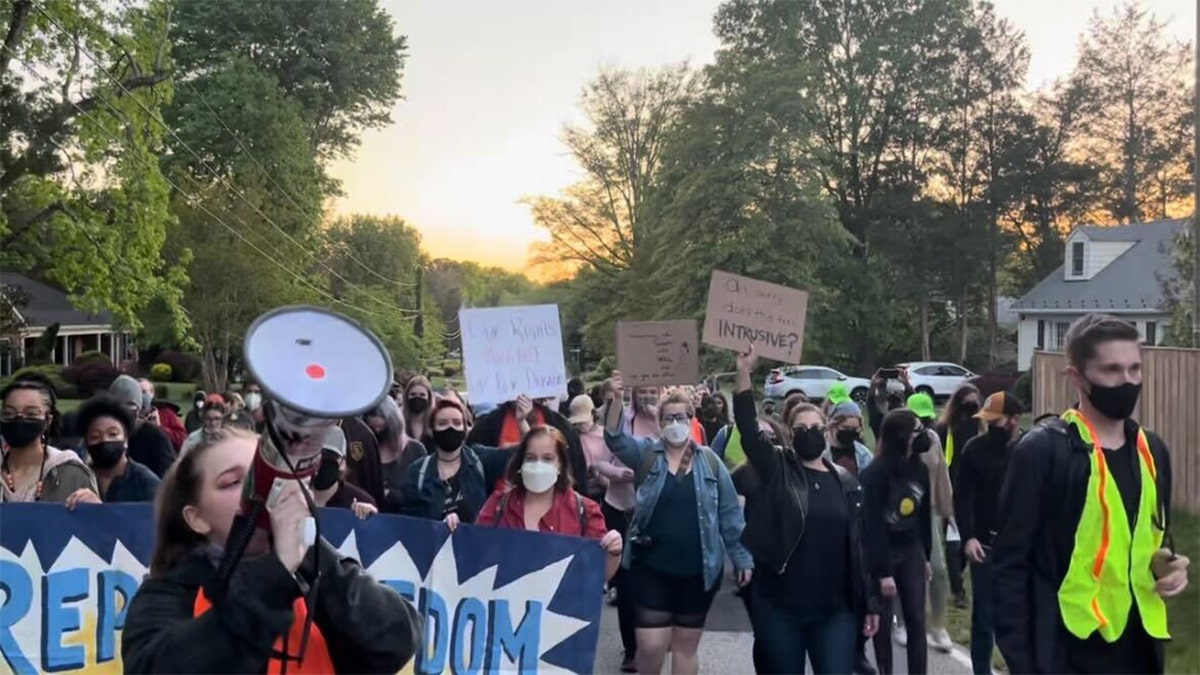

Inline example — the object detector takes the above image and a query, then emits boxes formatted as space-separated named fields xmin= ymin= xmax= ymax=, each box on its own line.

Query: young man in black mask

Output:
xmin=992 ymin=313 xmax=1189 ymax=674
xmin=312 ymin=426 xmax=378 ymax=519
xmin=952 ymin=391 xmax=1023 ymax=674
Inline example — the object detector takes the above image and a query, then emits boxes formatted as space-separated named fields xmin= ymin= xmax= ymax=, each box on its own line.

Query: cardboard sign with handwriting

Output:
xmin=616 ymin=320 xmax=700 ymax=387
xmin=702 ymin=270 xmax=808 ymax=363
xmin=460 ymin=304 xmax=567 ymax=404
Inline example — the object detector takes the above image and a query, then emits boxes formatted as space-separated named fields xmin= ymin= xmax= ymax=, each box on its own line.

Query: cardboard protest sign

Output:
xmin=0 ymin=504 xmax=605 ymax=675
xmin=702 ymin=270 xmax=808 ymax=363
xmin=460 ymin=304 xmax=567 ymax=404
xmin=616 ymin=320 xmax=700 ymax=386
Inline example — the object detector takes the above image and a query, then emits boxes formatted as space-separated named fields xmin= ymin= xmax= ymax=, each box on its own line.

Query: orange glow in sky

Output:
xmin=328 ymin=0 xmax=1195 ymax=275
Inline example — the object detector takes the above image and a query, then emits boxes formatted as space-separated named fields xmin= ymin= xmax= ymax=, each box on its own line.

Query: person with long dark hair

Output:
xmin=1 ymin=380 xmax=97 ymax=505
xmin=862 ymin=409 xmax=933 ymax=674
xmin=121 ymin=428 xmax=420 ymax=673
xmin=733 ymin=346 xmax=879 ymax=673
xmin=477 ymin=426 xmax=622 ymax=579
xmin=935 ymin=383 xmax=982 ymax=608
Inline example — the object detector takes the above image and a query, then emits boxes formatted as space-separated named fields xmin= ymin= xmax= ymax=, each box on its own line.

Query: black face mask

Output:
xmin=959 ymin=401 xmax=981 ymax=417
xmin=912 ymin=430 xmax=933 ymax=454
xmin=312 ymin=451 xmax=341 ymax=490
xmin=986 ymin=425 xmax=1010 ymax=443
xmin=406 ymin=397 xmax=429 ymax=414
xmin=791 ymin=427 xmax=827 ymax=461
xmin=88 ymin=441 xmax=126 ymax=470
xmin=373 ymin=427 xmax=388 ymax=442
xmin=1084 ymin=380 xmax=1142 ymax=421
xmin=1 ymin=417 xmax=45 ymax=449
xmin=836 ymin=428 xmax=861 ymax=448
xmin=432 ymin=427 xmax=465 ymax=454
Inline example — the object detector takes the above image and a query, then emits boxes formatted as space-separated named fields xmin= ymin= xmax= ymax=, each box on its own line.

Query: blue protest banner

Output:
xmin=0 ymin=503 xmax=605 ymax=674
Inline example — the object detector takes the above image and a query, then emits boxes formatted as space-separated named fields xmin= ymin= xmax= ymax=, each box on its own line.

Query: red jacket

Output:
xmin=477 ymin=487 xmax=607 ymax=539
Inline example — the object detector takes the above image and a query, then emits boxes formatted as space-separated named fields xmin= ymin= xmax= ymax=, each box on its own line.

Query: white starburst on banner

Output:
xmin=343 ymin=532 xmax=589 ymax=674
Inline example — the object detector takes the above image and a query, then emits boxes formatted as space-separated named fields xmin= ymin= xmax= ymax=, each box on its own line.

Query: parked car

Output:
xmin=899 ymin=361 xmax=977 ymax=400
xmin=764 ymin=366 xmax=871 ymax=404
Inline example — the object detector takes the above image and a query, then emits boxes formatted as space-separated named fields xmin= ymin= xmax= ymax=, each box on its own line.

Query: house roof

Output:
xmin=1013 ymin=218 xmax=1188 ymax=312
xmin=0 ymin=271 xmax=114 ymax=329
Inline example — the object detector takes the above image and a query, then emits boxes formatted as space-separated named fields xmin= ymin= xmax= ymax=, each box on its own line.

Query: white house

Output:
xmin=1013 ymin=218 xmax=1187 ymax=371
xmin=0 ymin=271 xmax=131 ymax=376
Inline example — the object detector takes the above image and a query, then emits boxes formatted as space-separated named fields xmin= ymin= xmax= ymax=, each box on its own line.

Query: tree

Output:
xmin=1072 ymin=2 xmax=1193 ymax=223
xmin=1162 ymin=222 xmax=1196 ymax=347
xmin=323 ymin=214 xmax=424 ymax=309
xmin=524 ymin=65 xmax=700 ymax=279
xmin=169 ymin=0 xmax=407 ymax=168
xmin=1 ymin=0 xmax=187 ymax=333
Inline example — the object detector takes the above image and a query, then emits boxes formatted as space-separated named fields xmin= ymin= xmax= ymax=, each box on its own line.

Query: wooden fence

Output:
xmin=1031 ymin=347 xmax=1200 ymax=514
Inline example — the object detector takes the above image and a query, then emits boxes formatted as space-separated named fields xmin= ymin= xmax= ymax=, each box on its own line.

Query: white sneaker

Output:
xmin=894 ymin=625 xmax=908 ymax=647
xmin=929 ymin=628 xmax=953 ymax=653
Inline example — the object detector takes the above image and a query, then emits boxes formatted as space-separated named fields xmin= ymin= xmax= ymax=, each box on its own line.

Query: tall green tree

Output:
xmin=1 ymin=0 xmax=187 ymax=333
xmin=323 ymin=214 xmax=424 ymax=308
xmin=1072 ymin=2 xmax=1193 ymax=223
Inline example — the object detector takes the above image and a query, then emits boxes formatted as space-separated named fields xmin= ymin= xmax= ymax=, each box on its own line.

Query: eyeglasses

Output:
xmin=0 ymin=411 xmax=46 ymax=422
xmin=663 ymin=413 xmax=692 ymax=424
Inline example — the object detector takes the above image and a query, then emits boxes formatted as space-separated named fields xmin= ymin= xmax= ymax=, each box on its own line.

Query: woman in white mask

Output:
xmin=477 ymin=426 xmax=623 ymax=581
xmin=603 ymin=383 xmax=752 ymax=675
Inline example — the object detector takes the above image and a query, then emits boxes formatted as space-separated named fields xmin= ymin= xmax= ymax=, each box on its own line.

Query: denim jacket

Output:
xmin=822 ymin=441 xmax=874 ymax=474
xmin=395 ymin=444 xmax=509 ymax=523
xmin=604 ymin=429 xmax=753 ymax=590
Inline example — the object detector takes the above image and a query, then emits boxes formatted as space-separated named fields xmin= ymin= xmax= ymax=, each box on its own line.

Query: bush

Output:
xmin=0 ymin=364 xmax=78 ymax=399
xmin=62 ymin=359 xmax=120 ymax=398
xmin=154 ymin=351 xmax=202 ymax=383
xmin=442 ymin=360 xmax=461 ymax=377
xmin=596 ymin=355 xmax=617 ymax=377
xmin=149 ymin=363 xmax=173 ymax=382
xmin=76 ymin=350 xmax=111 ymax=364
xmin=968 ymin=370 xmax=1020 ymax=399
xmin=1014 ymin=370 xmax=1033 ymax=412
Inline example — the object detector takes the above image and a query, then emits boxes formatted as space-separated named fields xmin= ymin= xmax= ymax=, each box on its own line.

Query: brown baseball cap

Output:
xmin=974 ymin=391 xmax=1024 ymax=422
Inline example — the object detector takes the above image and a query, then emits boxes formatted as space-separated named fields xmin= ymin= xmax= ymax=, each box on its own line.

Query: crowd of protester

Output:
xmin=0 ymin=311 xmax=1189 ymax=674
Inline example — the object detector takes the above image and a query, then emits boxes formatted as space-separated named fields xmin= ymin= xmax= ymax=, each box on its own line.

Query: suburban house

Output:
xmin=0 ymin=271 xmax=131 ymax=376
xmin=1013 ymin=218 xmax=1188 ymax=370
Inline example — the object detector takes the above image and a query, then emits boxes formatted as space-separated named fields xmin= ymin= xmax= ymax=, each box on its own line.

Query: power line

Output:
xmin=33 ymin=2 xmax=420 ymax=316
xmin=5 ymin=47 xmax=387 ymax=319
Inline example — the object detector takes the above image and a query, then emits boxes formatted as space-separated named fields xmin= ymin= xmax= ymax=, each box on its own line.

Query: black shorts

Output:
xmin=629 ymin=562 xmax=718 ymax=629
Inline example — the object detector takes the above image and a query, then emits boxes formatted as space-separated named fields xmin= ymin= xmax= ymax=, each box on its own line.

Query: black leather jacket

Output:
xmin=732 ymin=390 xmax=879 ymax=615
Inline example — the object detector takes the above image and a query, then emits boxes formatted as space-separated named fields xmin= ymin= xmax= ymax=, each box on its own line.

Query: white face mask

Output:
xmin=521 ymin=461 xmax=559 ymax=494
xmin=244 ymin=393 xmax=263 ymax=412
xmin=662 ymin=420 xmax=691 ymax=447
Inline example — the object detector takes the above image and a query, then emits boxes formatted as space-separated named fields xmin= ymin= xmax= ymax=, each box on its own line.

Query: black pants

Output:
xmin=946 ymin=539 xmax=966 ymax=596
xmin=740 ymin=576 xmax=766 ymax=672
xmin=872 ymin=542 xmax=928 ymax=674
xmin=602 ymin=501 xmax=636 ymax=660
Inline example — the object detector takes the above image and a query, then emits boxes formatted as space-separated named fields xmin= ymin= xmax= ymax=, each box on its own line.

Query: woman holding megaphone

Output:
xmin=122 ymin=428 xmax=420 ymax=673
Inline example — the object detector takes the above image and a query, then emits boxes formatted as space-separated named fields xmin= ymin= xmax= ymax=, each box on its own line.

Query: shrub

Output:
xmin=442 ymin=360 xmax=461 ymax=377
xmin=596 ymin=355 xmax=617 ymax=377
xmin=1014 ymin=370 xmax=1033 ymax=413
xmin=154 ymin=350 xmax=202 ymax=383
xmin=149 ymin=363 xmax=173 ymax=382
xmin=968 ymin=370 xmax=1020 ymax=399
xmin=0 ymin=364 xmax=78 ymax=399
xmin=76 ymin=350 xmax=111 ymax=364
xmin=62 ymin=359 xmax=121 ymax=398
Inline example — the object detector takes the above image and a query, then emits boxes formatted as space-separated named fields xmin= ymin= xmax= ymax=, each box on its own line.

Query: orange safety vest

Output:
xmin=194 ymin=587 xmax=335 ymax=674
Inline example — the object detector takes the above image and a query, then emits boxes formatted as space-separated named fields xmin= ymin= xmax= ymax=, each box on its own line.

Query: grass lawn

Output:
xmin=943 ymin=511 xmax=1200 ymax=674
xmin=59 ymin=381 xmax=199 ymax=415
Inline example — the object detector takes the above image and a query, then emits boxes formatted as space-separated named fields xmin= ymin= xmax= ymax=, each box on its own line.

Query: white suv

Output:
xmin=899 ymin=362 xmax=976 ymax=400
xmin=764 ymin=366 xmax=871 ymax=404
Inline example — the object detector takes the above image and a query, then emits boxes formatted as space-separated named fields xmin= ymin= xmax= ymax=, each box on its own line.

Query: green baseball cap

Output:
xmin=826 ymin=382 xmax=851 ymax=404
xmin=907 ymin=392 xmax=936 ymax=421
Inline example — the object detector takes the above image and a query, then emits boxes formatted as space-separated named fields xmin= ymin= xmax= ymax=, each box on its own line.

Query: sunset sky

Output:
xmin=328 ymin=0 xmax=1196 ymax=273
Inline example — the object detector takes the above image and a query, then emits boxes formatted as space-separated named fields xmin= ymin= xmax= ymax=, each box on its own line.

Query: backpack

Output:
xmin=494 ymin=489 xmax=588 ymax=534
xmin=635 ymin=444 xmax=722 ymax=486
xmin=416 ymin=450 xmax=485 ymax=490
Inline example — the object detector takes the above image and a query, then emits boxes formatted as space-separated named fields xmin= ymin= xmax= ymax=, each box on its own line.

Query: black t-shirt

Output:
xmin=101 ymin=460 xmax=161 ymax=503
xmin=441 ymin=472 xmax=465 ymax=519
xmin=127 ymin=423 xmax=177 ymax=478
xmin=641 ymin=470 xmax=703 ymax=577
xmin=326 ymin=481 xmax=377 ymax=510
xmin=759 ymin=466 xmax=849 ymax=618
xmin=1065 ymin=440 xmax=1156 ymax=673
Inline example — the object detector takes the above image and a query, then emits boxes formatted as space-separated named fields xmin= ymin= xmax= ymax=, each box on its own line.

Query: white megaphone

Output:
xmin=238 ymin=305 xmax=393 ymax=531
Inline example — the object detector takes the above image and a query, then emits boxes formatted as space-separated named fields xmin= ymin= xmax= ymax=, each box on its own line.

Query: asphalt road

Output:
xmin=593 ymin=576 xmax=976 ymax=674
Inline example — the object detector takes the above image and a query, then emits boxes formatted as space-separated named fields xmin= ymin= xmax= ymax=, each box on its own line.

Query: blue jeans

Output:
xmin=751 ymin=588 xmax=857 ymax=674
xmin=970 ymin=559 xmax=995 ymax=675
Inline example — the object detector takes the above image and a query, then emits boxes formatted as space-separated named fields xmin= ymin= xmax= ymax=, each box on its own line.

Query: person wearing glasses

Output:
xmin=993 ymin=314 xmax=1189 ymax=675
xmin=603 ymin=380 xmax=751 ymax=675
xmin=180 ymin=401 xmax=229 ymax=457
xmin=861 ymin=408 xmax=933 ymax=674
xmin=732 ymin=346 xmax=879 ymax=674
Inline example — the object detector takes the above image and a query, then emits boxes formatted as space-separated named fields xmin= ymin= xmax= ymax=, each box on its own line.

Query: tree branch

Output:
xmin=1 ymin=0 xmax=32 ymax=77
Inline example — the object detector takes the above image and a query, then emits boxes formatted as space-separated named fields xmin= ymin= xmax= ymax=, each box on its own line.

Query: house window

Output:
xmin=1071 ymin=242 xmax=1085 ymax=276
xmin=1036 ymin=320 xmax=1045 ymax=349
xmin=1053 ymin=322 xmax=1070 ymax=350
xmin=1146 ymin=321 xmax=1157 ymax=346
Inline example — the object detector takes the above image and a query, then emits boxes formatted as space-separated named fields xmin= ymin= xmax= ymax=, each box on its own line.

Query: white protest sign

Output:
xmin=460 ymin=304 xmax=567 ymax=404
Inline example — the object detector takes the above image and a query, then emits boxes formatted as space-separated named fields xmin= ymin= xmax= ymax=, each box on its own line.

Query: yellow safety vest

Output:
xmin=1057 ymin=409 xmax=1169 ymax=642
xmin=945 ymin=431 xmax=956 ymax=466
